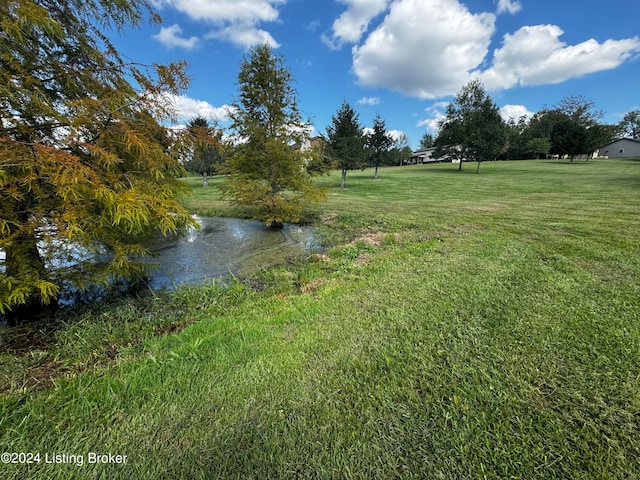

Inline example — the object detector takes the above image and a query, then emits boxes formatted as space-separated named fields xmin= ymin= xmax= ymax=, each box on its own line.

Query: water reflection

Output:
xmin=0 ymin=216 xmax=320 ymax=314
xmin=144 ymin=216 xmax=321 ymax=289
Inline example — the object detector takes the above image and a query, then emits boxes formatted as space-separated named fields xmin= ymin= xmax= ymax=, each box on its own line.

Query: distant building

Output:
xmin=598 ymin=138 xmax=640 ymax=158
xmin=403 ymin=147 xmax=450 ymax=165
xmin=295 ymin=135 xmax=326 ymax=152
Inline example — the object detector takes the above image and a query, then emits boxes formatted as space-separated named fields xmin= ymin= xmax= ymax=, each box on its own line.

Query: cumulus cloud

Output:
xmin=386 ymin=129 xmax=406 ymax=142
xmin=153 ymin=0 xmax=284 ymax=48
xmin=352 ymin=0 xmax=495 ymax=99
xmin=417 ymin=102 xmax=449 ymax=133
xmin=154 ymin=0 xmax=282 ymax=23
xmin=204 ymin=25 xmax=279 ymax=49
xmin=329 ymin=0 xmax=639 ymax=101
xmin=362 ymin=127 xmax=405 ymax=142
xmin=479 ymin=25 xmax=640 ymax=90
xmin=163 ymin=93 xmax=235 ymax=123
xmin=496 ymin=0 xmax=521 ymax=15
xmin=357 ymin=97 xmax=381 ymax=105
xmin=322 ymin=0 xmax=390 ymax=49
xmin=500 ymin=104 xmax=534 ymax=122
xmin=153 ymin=24 xmax=200 ymax=49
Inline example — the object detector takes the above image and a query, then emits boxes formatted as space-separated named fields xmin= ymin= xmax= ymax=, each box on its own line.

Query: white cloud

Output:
xmin=155 ymin=0 xmax=282 ymax=23
xmin=163 ymin=93 xmax=234 ymax=123
xmin=330 ymin=0 xmax=640 ymax=101
xmin=153 ymin=0 xmax=284 ymax=48
xmin=386 ymin=129 xmax=406 ymax=142
xmin=152 ymin=24 xmax=199 ymax=49
xmin=352 ymin=0 xmax=496 ymax=99
xmin=496 ymin=0 xmax=521 ymax=15
xmin=322 ymin=0 xmax=390 ymax=49
xmin=417 ymin=103 xmax=448 ymax=133
xmin=479 ymin=25 xmax=640 ymax=90
xmin=362 ymin=127 xmax=405 ymax=142
xmin=204 ymin=24 xmax=279 ymax=49
xmin=357 ymin=96 xmax=381 ymax=105
xmin=499 ymin=104 xmax=534 ymax=122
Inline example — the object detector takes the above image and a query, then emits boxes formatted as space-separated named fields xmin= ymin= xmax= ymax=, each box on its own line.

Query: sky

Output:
xmin=107 ymin=0 xmax=640 ymax=149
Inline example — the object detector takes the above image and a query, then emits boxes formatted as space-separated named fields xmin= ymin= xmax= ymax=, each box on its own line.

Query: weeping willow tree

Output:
xmin=221 ymin=44 xmax=325 ymax=228
xmin=0 ymin=0 xmax=195 ymax=322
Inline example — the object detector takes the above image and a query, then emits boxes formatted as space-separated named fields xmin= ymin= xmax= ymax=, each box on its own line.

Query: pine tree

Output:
xmin=184 ymin=116 xmax=222 ymax=186
xmin=221 ymin=44 xmax=325 ymax=228
xmin=367 ymin=114 xmax=393 ymax=179
xmin=326 ymin=102 xmax=366 ymax=188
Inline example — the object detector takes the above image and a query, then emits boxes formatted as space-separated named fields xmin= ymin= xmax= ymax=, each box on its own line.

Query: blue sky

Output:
xmin=108 ymin=0 xmax=640 ymax=149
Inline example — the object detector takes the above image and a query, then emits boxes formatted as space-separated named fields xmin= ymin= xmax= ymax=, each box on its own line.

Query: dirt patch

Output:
xmin=24 ymin=359 xmax=66 ymax=390
xmin=300 ymin=278 xmax=324 ymax=295
xmin=308 ymin=253 xmax=331 ymax=263
xmin=346 ymin=231 xmax=392 ymax=248
xmin=320 ymin=213 xmax=339 ymax=224
xmin=0 ymin=320 xmax=61 ymax=355
xmin=355 ymin=253 xmax=372 ymax=266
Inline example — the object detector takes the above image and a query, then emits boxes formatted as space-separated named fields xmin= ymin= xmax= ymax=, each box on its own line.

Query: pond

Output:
xmin=1 ymin=216 xmax=321 ymax=333
xmin=143 ymin=215 xmax=322 ymax=289
xmin=1 ymin=215 xmax=321 ymax=312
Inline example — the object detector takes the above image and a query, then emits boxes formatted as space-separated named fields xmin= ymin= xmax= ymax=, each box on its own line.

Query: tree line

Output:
xmin=183 ymin=102 xmax=413 ymax=190
xmin=417 ymin=81 xmax=640 ymax=172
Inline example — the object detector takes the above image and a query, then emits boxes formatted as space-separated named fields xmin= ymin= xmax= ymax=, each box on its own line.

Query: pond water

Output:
xmin=1 ymin=215 xmax=321 ymax=312
xmin=142 ymin=215 xmax=321 ymax=289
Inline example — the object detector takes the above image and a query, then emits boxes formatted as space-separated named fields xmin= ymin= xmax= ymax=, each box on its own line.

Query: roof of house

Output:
xmin=410 ymin=147 xmax=437 ymax=156
xmin=601 ymin=137 xmax=640 ymax=148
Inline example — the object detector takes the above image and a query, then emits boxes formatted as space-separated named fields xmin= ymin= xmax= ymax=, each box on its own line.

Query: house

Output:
xmin=403 ymin=147 xmax=450 ymax=165
xmin=598 ymin=138 xmax=640 ymax=159
xmin=295 ymin=135 xmax=326 ymax=153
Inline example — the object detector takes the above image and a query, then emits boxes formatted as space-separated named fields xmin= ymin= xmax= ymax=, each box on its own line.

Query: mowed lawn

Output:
xmin=1 ymin=159 xmax=639 ymax=479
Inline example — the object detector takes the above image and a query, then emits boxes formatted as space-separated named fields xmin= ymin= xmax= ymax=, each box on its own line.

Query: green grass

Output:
xmin=1 ymin=159 xmax=639 ymax=478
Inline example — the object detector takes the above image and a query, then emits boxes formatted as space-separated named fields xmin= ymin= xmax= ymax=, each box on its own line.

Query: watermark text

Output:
xmin=1 ymin=452 xmax=127 ymax=467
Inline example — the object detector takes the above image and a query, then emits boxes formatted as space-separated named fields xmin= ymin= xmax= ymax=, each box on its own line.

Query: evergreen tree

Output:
xmin=366 ymin=114 xmax=393 ymax=179
xmin=0 ymin=0 xmax=194 ymax=322
xmin=326 ymin=102 xmax=366 ymax=188
xmin=184 ymin=116 xmax=222 ymax=186
xmin=221 ymin=44 xmax=325 ymax=228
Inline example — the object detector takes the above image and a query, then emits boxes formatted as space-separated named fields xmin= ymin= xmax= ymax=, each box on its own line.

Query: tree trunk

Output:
xmin=341 ymin=169 xmax=347 ymax=188
xmin=4 ymin=233 xmax=58 ymax=325
xmin=374 ymin=165 xmax=379 ymax=179
xmin=476 ymin=160 xmax=481 ymax=173
xmin=457 ymin=160 xmax=463 ymax=171
xmin=202 ymin=172 xmax=208 ymax=187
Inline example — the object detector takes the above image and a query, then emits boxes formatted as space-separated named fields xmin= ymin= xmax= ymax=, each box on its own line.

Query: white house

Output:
xmin=598 ymin=138 xmax=640 ymax=158
xmin=403 ymin=147 xmax=450 ymax=165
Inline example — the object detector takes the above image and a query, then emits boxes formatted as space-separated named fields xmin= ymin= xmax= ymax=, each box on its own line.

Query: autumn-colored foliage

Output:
xmin=0 ymin=0 xmax=195 ymax=321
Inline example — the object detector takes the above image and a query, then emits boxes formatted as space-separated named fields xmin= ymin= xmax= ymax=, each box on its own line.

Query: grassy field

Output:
xmin=1 ymin=159 xmax=639 ymax=478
